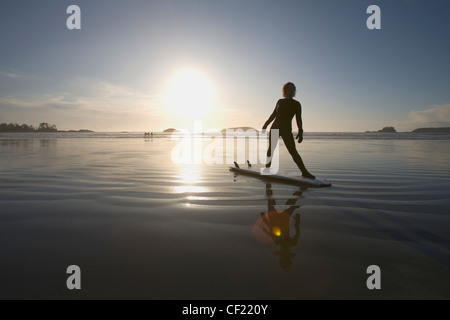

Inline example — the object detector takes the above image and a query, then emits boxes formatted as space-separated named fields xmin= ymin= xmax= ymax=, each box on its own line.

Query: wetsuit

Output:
xmin=263 ymin=98 xmax=307 ymax=173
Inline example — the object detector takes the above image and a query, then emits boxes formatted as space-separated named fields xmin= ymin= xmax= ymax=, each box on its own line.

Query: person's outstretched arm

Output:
xmin=295 ymin=103 xmax=303 ymax=143
xmin=262 ymin=105 xmax=278 ymax=130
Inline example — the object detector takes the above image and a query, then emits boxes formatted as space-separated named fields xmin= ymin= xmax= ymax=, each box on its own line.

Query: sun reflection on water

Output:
xmin=172 ymin=165 xmax=208 ymax=194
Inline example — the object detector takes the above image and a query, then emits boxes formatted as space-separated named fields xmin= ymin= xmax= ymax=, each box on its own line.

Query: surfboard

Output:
xmin=229 ymin=165 xmax=332 ymax=187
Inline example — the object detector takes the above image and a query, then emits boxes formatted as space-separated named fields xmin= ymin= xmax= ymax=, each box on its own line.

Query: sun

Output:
xmin=164 ymin=70 xmax=214 ymax=120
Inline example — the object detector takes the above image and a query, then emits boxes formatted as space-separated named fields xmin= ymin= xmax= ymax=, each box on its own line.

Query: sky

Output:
xmin=1 ymin=0 xmax=449 ymax=132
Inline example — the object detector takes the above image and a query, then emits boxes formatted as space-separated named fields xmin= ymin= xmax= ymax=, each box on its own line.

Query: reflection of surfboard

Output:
xmin=229 ymin=166 xmax=332 ymax=187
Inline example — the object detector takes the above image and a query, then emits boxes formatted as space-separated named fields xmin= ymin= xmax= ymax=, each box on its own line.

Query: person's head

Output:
xmin=282 ymin=82 xmax=296 ymax=98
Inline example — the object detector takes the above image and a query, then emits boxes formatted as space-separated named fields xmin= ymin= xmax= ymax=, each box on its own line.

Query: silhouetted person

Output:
xmin=262 ymin=82 xmax=315 ymax=179
xmin=259 ymin=183 xmax=303 ymax=270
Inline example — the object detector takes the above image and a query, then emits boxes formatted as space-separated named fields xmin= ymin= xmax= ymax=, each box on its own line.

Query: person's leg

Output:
xmin=281 ymin=132 xmax=315 ymax=178
xmin=266 ymin=129 xmax=279 ymax=167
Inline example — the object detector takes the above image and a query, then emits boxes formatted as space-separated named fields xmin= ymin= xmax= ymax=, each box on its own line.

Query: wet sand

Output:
xmin=0 ymin=135 xmax=449 ymax=299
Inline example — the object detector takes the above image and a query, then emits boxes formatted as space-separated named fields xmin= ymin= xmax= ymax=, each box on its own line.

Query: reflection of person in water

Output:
xmin=257 ymin=183 xmax=303 ymax=270
xmin=262 ymin=82 xmax=315 ymax=179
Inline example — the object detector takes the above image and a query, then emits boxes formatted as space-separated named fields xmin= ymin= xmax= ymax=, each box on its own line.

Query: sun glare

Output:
xmin=165 ymin=70 xmax=214 ymax=120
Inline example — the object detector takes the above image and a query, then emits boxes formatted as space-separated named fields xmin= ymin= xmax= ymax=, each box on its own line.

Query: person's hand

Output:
xmin=261 ymin=126 xmax=267 ymax=134
xmin=296 ymin=132 xmax=303 ymax=143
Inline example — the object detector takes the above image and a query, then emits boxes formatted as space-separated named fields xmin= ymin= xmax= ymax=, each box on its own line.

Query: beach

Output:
xmin=0 ymin=133 xmax=449 ymax=299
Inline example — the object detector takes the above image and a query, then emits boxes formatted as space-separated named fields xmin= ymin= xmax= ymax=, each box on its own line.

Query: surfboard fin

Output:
xmin=234 ymin=161 xmax=240 ymax=168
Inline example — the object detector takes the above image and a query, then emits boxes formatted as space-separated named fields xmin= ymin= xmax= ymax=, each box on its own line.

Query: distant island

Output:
xmin=365 ymin=126 xmax=396 ymax=133
xmin=365 ymin=126 xmax=450 ymax=134
xmin=0 ymin=122 xmax=93 ymax=133
xmin=378 ymin=126 xmax=396 ymax=133
xmin=411 ymin=127 xmax=450 ymax=134
xmin=221 ymin=127 xmax=257 ymax=132
xmin=163 ymin=128 xmax=179 ymax=133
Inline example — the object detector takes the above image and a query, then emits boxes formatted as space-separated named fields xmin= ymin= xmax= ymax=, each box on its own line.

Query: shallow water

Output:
xmin=0 ymin=135 xmax=449 ymax=299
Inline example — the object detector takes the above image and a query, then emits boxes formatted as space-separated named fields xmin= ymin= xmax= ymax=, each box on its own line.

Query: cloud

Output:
xmin=0 ymin=77 xmax=166 ymax=131
xmin=397 ymin=104 xmax=450 ymax=131
xmin=58 ymin=77 xmax=162 ymax=114
xmin=0 ymin=69 xmax=32 ymax=80
xmin=0 ymin=71 xmax=20 ymax=78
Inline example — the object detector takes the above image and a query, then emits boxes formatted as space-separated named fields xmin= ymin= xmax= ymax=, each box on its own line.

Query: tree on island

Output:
xmin=0 ymin=123 xmax=35 ymax=132
xmin=0 ymin=122 xmax=57 ymax=132
xmin=37 ymin=122 xmax=57 ymax=132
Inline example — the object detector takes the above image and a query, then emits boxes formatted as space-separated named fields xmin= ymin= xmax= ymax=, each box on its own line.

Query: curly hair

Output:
xmin=282 ymin=82 xmax=296 ymax=98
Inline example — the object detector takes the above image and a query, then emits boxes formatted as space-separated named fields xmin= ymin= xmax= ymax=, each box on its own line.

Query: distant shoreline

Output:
xmin=57 ymin=130 xmax=94 ymax=133
xmin=1 ymin=127 xmax=449 ymax=134
xmin=0 ymin=122 xmax=94 ymax=133
xmin=0 ymin=129 xmax=94 ymax=133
